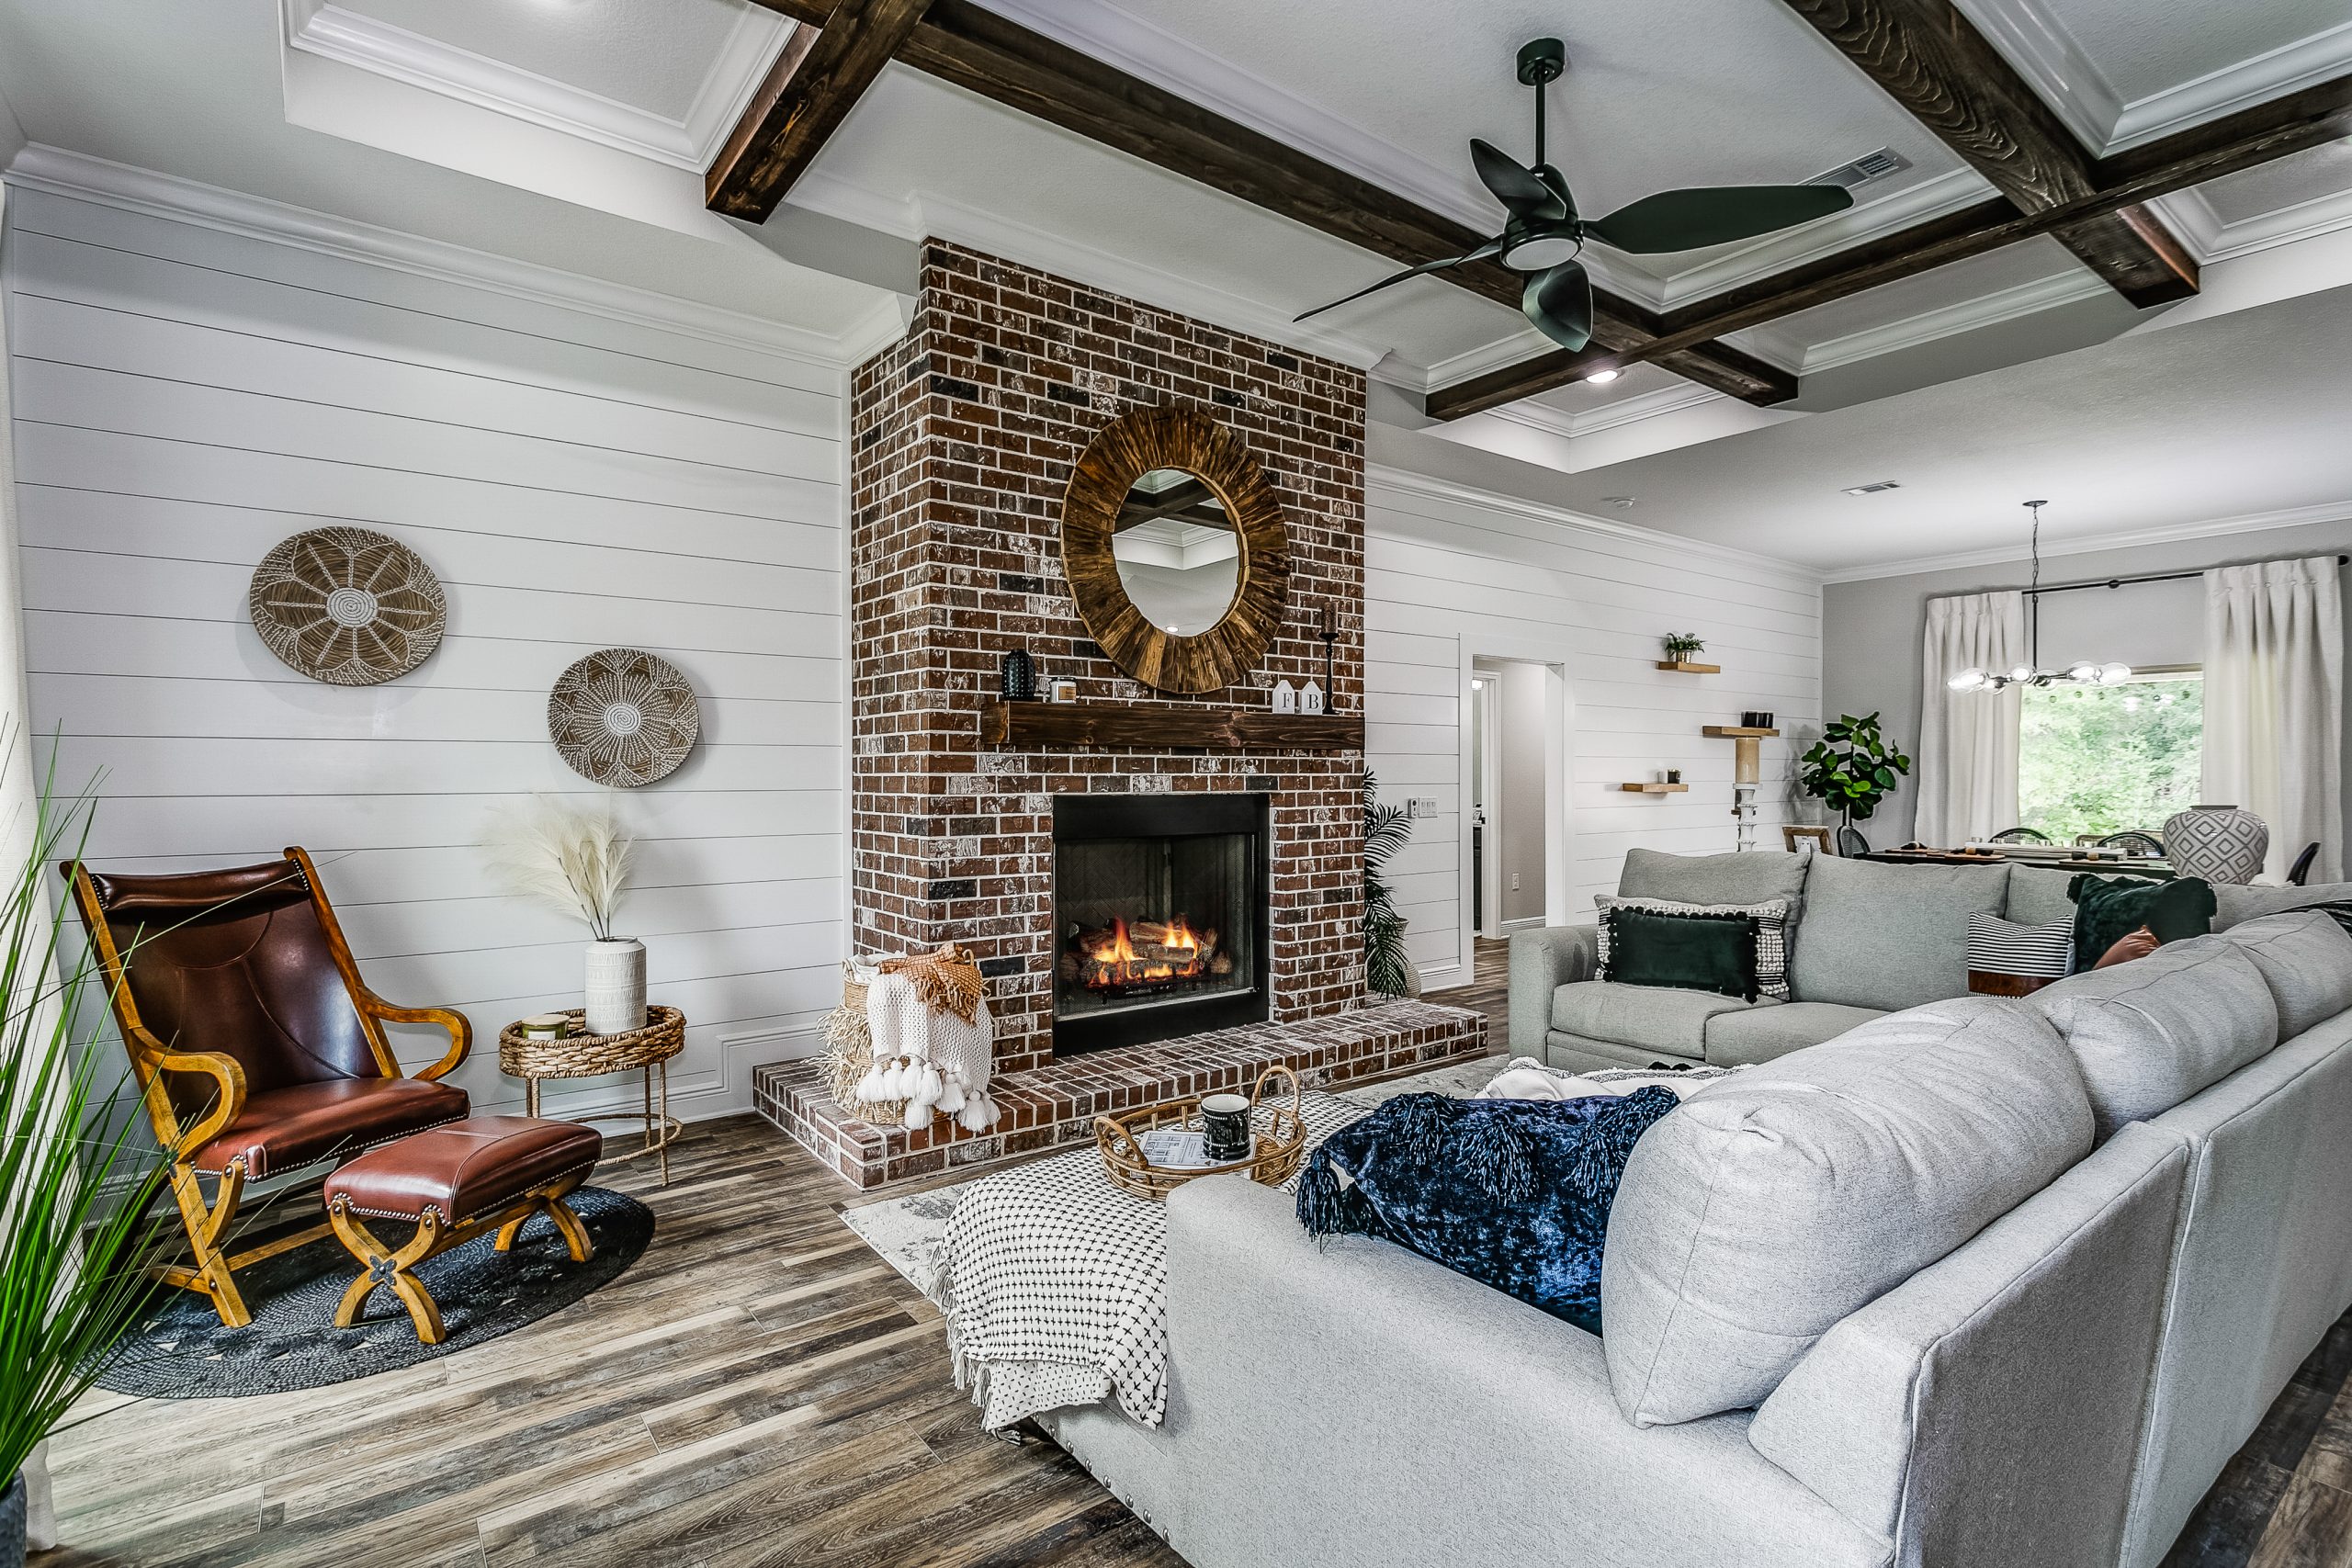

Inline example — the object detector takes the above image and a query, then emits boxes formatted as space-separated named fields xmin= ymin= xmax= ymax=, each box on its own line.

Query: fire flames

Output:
xmin=1069 ymin=915 xmax=1228 ymax=993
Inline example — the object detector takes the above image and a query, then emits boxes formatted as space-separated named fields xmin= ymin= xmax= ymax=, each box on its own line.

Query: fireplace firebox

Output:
xmin=1052 ymin=794 xmax=1271 ymax=1055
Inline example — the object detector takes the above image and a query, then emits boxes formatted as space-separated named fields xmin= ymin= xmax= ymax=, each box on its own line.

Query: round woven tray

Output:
xmin=499 ymin=1006 xmax=685 ymax=1080
xmin=1095 ymin=1065 xmax=1306 ymax=1201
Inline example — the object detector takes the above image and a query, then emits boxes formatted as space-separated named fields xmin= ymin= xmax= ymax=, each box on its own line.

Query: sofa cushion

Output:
xmin=1702 ymin=1001 xmax=1887 ymax=1067
xmin=1601 ymin=998 xmax=2095 ymax=1427
xmin=2218 ymin=910 xmax=2352 ymax=1039
xmin=2004 ymin=863 xmax=2081 ymax=927
xmin=1619 ymin=847 xmax=1809 ymax=909
xmin=1596 ymin=895 xmax=1792 ymax=1000
xmin=1785 ymin=856 xmax=2011 ymax=1011
xmin=1551 ymin=980 xmax=1756 ymax=1055
xmin=2030 ymin=937 xmax=2279 ymax=1140
xmin=2213 ymin=879 xmax=2352 ymax=931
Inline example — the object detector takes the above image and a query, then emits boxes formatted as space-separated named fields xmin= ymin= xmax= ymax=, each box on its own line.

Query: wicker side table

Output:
xmin=499 ymin=1005 xmax=685 ymax=1184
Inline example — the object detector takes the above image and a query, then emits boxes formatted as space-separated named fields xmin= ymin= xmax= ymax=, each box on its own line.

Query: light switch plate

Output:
xmin=1408 ymin=797 xmax=1439 ymax=818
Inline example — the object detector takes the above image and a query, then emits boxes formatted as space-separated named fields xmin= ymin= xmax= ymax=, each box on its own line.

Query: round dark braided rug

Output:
xmin=92 ymin=1185 xmax=653 ymax=1398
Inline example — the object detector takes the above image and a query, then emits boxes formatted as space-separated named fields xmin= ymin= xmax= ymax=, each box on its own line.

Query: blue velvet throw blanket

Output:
xmin=1295 ymin=1088 xmax=1680 ymax=1334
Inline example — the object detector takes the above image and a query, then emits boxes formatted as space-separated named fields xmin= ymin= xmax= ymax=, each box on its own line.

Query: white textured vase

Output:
xmin=584 ymin=937 xmax=648 ymax=1035
xmin=2165 ymin=805 xmax=2268 ymax=885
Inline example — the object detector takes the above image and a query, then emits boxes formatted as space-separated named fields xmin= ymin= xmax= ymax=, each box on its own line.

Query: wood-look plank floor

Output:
xmin=40 ymin=947 xmax=2350 ymax=1567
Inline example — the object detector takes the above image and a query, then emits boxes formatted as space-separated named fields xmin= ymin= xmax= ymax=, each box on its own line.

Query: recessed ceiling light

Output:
xmin=1602 ymin=495 xmax=1637 ymax=509
xmin=1842 ymin=480 xmax=1903 ymax=495
xmin=1585 ymin=367 xmax=1622 ymax=384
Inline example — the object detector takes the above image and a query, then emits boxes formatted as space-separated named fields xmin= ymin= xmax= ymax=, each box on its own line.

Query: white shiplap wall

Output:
xmin=1365 ymin=468 xmax=1823 ymax=985
xmin=6 ymin=187 xmax=850 ymax=1123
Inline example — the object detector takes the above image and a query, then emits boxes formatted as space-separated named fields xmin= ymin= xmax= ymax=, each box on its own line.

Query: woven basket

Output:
xmin=820 ymin=970 xmax=905 ymax=1120
xmin=1095 ymin=1065 xmax=1306 ymax=1201
xmin=498 ymin=1005 xmax=684 ymax=1079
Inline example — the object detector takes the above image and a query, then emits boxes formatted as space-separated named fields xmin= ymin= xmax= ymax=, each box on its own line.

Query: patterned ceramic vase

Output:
xmin=584 ymin=938 xmax=648 ymax=1035
xmin=2165 ymin=805 xmax=2268 ymax=885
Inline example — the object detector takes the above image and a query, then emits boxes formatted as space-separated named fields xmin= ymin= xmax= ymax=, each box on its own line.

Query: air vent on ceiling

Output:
xmin=1810 ymin=147 xmax=1913 ymax=191
xmin=1843 ymin=480 xmax=1903 ymax=495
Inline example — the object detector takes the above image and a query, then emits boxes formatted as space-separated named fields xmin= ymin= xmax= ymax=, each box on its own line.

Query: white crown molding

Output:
xmin=1820 ymin=499 xmax=2352 ymax=585
xmin=1484 ymin=382 xmax=1725 ymax=441
xmin=3 ymin=143 xmax=892 ymax=368
xmin=2107 ymin=17 xmax=2352 ymax=152
xmin=789 ymin=166 xmax=1394 ymax=371
xmin=2199 ymin=185 xmax=2352 ymax=263
xmin=1756 ymin=266 xmax=2115 ymax=375
xmin=1414 ymin=325 xmax=1560 ymax=395
xmin=1366 ymin=462 xmax=1822 ymax=584
xmin=1948 ymin=0 xmax=2120 ymax=151
xmin=282 ymin=0 xmax=790 ymax=173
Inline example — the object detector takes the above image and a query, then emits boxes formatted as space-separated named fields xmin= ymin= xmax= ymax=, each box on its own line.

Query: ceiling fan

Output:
xmin=1296 ymin=38 xmax=1856 ymax=355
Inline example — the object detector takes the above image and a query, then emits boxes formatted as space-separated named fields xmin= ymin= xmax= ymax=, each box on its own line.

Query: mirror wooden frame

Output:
xmin=1061 ymin=404 xmax=1291 ymax=694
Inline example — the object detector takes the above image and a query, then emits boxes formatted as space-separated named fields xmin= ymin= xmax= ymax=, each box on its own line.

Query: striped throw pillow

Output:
xmin=1965 ymin=912 xmax=2075 ymax=995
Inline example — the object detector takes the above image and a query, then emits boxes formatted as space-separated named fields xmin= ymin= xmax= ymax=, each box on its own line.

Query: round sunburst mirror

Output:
xmin=1061 ymin=405 xmax=1290 ymax=694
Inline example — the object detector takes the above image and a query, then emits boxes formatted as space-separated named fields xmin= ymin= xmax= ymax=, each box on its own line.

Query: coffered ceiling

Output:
xmin=4 ymin=0 xmax=2352 ymax=570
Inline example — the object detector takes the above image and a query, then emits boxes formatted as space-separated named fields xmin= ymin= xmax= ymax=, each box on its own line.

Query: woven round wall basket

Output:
xmin=548 ymin=648 xmax=701 ymax=787
xmin=247 ymin=526 xmax=447 ymax=685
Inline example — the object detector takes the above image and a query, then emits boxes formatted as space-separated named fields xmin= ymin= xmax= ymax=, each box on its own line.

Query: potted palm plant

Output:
xmin=3 ymin=763 xmax=169 ymax=1567
xmin=1364 ymin=773 xmax=1417 ymax=997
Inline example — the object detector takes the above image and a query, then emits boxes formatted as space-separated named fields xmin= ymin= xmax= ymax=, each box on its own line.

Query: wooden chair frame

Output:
xmin=325 ymin=1176 xmax=592 ymax=1346
xmin=66 ymin=846 xmax=472 ymax=1329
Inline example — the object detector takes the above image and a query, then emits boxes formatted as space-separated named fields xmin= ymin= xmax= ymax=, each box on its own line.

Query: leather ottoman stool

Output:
xmin=322 ymin=1115 xmax=603 ymax=1345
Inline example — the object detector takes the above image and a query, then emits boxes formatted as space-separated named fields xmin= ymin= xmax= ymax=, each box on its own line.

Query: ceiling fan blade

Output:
xmin=1471 ymin=139 xmax=1567 ymax=223
xmin=1522 ymin=258 xmax=1593 ymax=353
xmin=1294 ymin=240 xmax=1503 ymax=322
xmin=1584 ymin=183 xmax=1854 ymax=254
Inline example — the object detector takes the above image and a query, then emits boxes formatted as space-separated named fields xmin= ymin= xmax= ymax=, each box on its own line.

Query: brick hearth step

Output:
xmin=753 ymin=998 xmax=1487 ymax=1189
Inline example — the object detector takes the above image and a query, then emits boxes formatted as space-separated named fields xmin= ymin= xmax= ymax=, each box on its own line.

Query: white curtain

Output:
xmin=1917 ymin=590 xmax=2024 ymax=847
xmin=2203 ymin=558 xmax=2344 ymax=883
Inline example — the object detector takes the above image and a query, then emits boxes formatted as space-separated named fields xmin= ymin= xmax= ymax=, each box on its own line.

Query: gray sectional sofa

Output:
xmin=1037 ymin=856 xmax=2352 ymax=1568
xmin=1510 ymin=844 xmax=2352 ymax=1072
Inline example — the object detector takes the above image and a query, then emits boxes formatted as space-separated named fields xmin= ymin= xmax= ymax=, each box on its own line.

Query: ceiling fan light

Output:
xmin=1501 ymin=234 xmax=1579 ymax=271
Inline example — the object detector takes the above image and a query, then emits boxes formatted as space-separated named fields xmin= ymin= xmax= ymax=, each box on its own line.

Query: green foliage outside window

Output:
xmin=2018 ymin=675 xmax=2201 ymax=841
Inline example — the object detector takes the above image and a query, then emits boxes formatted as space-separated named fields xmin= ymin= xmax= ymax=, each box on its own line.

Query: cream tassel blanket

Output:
xmin=849 ymin=945 xmax=1000 ymax=1133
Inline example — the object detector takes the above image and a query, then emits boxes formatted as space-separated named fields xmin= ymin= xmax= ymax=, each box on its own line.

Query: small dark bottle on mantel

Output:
xmin=1000 ymin=648 xmax=1036 ymax=702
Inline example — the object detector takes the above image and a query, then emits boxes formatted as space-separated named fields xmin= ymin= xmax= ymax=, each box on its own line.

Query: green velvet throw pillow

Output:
xmin=2068 ymin=874 xmax=2217 ymax=973
xmin=1601 ymin=906 xmax=1762 ymax=1001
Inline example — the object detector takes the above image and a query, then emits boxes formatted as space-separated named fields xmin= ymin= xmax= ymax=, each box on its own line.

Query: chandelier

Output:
xmin=1948 ymin=501 xmax=2132 ymax=693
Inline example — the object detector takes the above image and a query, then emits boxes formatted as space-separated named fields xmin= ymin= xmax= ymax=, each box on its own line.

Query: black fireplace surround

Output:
xmin=1051 ymin=793 xmax=1271 ymax=1055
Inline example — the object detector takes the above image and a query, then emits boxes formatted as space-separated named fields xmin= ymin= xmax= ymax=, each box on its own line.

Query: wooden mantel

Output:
xmin=979 ymin=700 xmax=1363 ymax=751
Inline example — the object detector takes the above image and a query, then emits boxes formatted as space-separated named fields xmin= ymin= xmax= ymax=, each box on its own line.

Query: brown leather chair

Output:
xmin=64 ymin=846 xmax=472 ymax=1327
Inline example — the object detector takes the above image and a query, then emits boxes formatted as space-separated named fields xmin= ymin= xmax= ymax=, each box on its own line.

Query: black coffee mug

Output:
xmin=1200 ymin=1092 xmax=1251 ymax=1161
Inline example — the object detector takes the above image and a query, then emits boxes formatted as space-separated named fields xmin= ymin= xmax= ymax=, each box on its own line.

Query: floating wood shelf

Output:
xmin=980 ymin=700 xmax=1364 ymax=751
xmin=1620 ymin=782 xmax=1690 ymax=794
xmin=1657 ymin=660 xmax=1720 ymax=674
xmin=1702 ymin=726 xmax=1781 ymax=738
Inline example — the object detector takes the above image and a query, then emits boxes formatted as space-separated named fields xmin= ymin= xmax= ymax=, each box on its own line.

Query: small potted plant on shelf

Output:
xmin=1799 ymin=712 xmax=1913 ymax=854
xmin=1662 ymin=632 xmax=1706 ymax=663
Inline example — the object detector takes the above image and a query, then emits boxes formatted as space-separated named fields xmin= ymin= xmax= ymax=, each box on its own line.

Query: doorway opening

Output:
xmin=1471 ymin=656 xmax=1565 ymax=940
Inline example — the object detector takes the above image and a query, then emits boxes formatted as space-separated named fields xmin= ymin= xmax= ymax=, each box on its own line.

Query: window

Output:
xmin=2018 ymin=671 xmax=2201 ymax=841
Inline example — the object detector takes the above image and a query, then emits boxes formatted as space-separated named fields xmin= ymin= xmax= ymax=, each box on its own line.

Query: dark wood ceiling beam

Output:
xmin=707 ymin=0 xmax=935 ymax=221
xmin=1430 ymin=70 xmax=2352 ymax=421
xmin=738 ymin=0 xmax=1797 ymax=405
xmin=1777 ymin=0 xmax=2198 ymax=307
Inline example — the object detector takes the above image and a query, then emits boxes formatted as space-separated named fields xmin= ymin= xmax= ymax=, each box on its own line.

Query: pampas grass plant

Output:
xmin=482 ymin=795 xmax=633 ymax=940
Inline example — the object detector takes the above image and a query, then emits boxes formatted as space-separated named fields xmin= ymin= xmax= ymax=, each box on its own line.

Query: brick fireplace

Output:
xmin=753 ymin=242 xmax=1485 ymax=1186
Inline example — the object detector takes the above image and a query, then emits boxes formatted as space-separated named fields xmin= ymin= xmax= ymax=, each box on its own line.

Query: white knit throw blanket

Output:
xmin=854 ymin=963 xmax=1000 ymax=1133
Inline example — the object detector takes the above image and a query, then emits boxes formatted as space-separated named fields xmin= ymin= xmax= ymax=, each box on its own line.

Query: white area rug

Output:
xmin=838 ymin=1054 xmax=1510 ymax=1294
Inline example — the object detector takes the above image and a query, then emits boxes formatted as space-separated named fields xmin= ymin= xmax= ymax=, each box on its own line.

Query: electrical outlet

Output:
xmin=1408 ymin=797 xmax=1439 ymax=818
xmin=1510 ymin=872 xmax=1521 ymax=892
